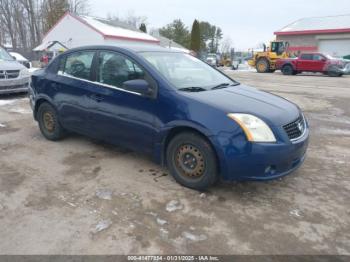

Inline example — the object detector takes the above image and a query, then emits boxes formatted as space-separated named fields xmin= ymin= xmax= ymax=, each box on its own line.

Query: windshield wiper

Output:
xmin=211 ymin=82 xmax=240 ymax=90
xmin=178 ymin=86 xmax=207 ymax=92
xmin=211 ymin=83 xmax=231 ymax=90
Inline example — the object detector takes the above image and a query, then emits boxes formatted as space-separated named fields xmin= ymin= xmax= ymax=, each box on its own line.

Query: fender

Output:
xmin=282 ymin=61 xmax=296 ymax=70
xmin=32 ymin=94 xmax=57 ymax=120
xmin=153 ymin=120 xmax=216 ymax=165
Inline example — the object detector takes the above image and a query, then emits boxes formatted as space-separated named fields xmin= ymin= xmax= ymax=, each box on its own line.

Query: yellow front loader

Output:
xmin=248 ymin=41 xmax=290 ymax=73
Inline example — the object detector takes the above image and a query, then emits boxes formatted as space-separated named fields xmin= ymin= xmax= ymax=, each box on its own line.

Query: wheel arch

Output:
xmin=160 ymin=125 xmax=221 ymax=175
xmin=33 ymin=96 xmax=56 ymax=120
xmin=282 ymin=62 xmax=295 ymax=70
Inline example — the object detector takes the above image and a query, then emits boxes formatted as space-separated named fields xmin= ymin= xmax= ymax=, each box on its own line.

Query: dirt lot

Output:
xmin=0 ymin=71 xmax=349 ymax=255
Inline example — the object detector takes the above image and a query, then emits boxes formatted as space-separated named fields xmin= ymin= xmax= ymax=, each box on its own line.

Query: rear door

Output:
xmin=50 ymin=50 xmax=96 ymax=133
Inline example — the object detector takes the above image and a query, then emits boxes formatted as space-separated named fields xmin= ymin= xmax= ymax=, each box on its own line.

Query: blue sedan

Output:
xmin=29 ymin=45 xmax=309 ymax=190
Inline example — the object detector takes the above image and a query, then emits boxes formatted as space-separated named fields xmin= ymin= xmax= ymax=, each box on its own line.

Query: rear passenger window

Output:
xmin=300 ymin=54 xmax=313 ymax=60
xmin=61 ymin=51 xmax=95 ymax=80
xmin=97 ymin=51 xmax=145 ymax=88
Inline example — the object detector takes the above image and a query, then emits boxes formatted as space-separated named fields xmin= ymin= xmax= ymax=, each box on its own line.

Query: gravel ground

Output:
xmin=0 ymin=71 xmax=349 ymax=255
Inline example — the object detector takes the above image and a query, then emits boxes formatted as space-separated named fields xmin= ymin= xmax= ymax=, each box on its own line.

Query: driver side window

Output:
xmin=97 ymin=51 xmax=145 ymax=88
xmin=62 ymin=51 xmax=95 ymax=80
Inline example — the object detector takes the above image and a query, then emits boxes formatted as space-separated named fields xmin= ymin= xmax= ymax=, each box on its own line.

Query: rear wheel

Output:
xmin=166 ymin=132 xmax=219 ymax=190
xmin=256 ymin=58 xmax=270 ymax=73
xmin=37 ymin=102 xmax=66 ymax=141
xmin=282 ymin=64 xmax=294 ymax=75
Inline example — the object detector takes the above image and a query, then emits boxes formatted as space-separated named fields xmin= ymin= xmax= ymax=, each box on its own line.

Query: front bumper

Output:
xmin=215 ymin=128 xmax=309 ymax=181
xmin=0 ymin=77 xmax=30 ymax=94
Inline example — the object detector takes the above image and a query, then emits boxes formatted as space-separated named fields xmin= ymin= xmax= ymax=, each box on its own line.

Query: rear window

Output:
xmin=59 ymin=51 xmax=95 ymax=81
xmin=0 ymin=47 xmax=14 ymax=61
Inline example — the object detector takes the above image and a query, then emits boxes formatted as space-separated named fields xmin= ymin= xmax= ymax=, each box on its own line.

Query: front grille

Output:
xmin=0 ymin=70 xmax=20 ymax=79
xmin=283 ymin=115 xmax=305 ymax=140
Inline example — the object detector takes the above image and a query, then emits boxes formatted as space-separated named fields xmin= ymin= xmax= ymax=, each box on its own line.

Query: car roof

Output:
xmin=300 ymin=52 xmax=323 ymax=55
xmin=63 ymin=44 xmax=182 ymax=54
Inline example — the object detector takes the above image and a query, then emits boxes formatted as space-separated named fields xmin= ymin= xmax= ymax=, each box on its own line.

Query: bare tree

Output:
xmin=0 ymin=0 xmax=18 ymax=48
xmin=220 ymin=37 xmax=232 ymax=56
xmin=0 ymin=0 xmax=88 ymax=52
xmin=69 ymin=0 xmax=89 ymax=15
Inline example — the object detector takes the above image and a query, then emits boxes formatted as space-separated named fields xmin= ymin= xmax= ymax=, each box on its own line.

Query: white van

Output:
xmin=0 ymin=46 xmax=30 ymax=94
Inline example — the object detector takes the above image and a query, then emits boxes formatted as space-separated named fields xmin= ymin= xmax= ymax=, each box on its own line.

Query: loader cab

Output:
xmin=270 ymin=41 xmax=289 ymax=56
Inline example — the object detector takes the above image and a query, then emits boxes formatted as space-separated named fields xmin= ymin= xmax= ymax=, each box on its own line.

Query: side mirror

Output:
xmin=122 ymin=79 xmax=154 ymax=96
xmin=12 ymin=56 xmax=16 ymax=60
xmin=321 ymin=58 xmax=327 ymax=62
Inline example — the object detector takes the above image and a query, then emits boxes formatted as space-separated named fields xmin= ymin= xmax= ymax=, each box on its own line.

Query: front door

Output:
xmin=312 ymin=54 xmax=327 ymax=72
xmin=87 ymin=51 xmax=157 ymax=153
xmin=297 ymin=53 xmax=314 ymax=71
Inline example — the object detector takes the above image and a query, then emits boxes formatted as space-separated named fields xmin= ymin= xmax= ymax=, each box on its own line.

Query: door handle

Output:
xmin=89 ymin=94 xmax=104 ymax=102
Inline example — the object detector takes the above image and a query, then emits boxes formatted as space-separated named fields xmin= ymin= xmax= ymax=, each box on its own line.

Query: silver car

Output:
xmin=0 ymin=46 xmax=30 ymax=94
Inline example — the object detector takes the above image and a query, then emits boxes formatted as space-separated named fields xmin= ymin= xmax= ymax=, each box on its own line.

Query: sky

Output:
xmin=89 ymin=0 xmax=350 ymax=50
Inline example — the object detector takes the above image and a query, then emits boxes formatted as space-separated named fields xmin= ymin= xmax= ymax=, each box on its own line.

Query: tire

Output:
xmin=166 ymin=132 xmax=219 ymax=190
xmin=37 ymin=102 xmax=66 ymax=141
xmin=282 ymin=64 xmax=294 ymax=75
xmin=327 ymin=66 xmax=342 ymax=77
xmin=256 ymin=58 xmax=270 ymax=73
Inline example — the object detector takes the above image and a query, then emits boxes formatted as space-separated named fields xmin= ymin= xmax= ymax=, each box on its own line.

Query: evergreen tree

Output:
xmin=159 ymin=19 xmax=190 ymax=48
xmin=190 ymin=19 xmax=200 ymax=52
xmin=139 ymin=23 xmax=147 ymax=33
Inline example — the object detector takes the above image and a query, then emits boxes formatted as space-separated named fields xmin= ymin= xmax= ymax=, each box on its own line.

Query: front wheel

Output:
xmin=37 ymin=102 xmax=66 ymax=141
xmin=327 ymin=66 xmax=342 ymax=77
xmin=282 ymin=64 xmax=294 ymax=75
xmin=256 ymin=58 xmax=270 ymax=73
xmin=166 ymin=132 xmax=219 ymax=190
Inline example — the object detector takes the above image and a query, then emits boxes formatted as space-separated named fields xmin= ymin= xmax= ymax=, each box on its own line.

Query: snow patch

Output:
xmin=96 ymin=189 xmax=113 ymax=200
xmin=156 ymin=217 xmax=167 ymax=226
xmin=94 ymin=219 xmax=112 ymax=233
xmin=290 ymin=209 xmax=302 ymax=218
xmin=10 ymin=108 xmax=31 ymax=114
xmin=0 ymin=100 xmax=16 ymax=106
xmin=166 ymin=200 xmax=183 ymax=212
xmin=182 ymin=231 xmax=207 ymax=241
xmin=0 ymin=123 xmax=5 ymax=128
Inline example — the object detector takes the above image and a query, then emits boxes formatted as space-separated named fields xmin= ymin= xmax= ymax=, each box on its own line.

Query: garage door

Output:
xmin=318 ymin=39 xmax=350 ymax=57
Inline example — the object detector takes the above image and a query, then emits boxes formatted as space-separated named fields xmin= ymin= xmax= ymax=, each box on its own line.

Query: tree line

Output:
xmin=159 ymin=19 xmax=224 ymax=54
xmin=0 ymin=1 xmax=227 ymax=58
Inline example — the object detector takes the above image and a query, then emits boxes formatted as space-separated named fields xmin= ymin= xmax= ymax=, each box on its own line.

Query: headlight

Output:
xmin=227 ymin=113 xmax=276 ymax=142
xmin=19 ymin=68 xmax=30 ymax=78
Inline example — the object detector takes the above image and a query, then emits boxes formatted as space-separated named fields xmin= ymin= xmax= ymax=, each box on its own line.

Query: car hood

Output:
xmin=0 ymin=60 xmax=25 ymax=70
xmin=184 ymin=84 xmax=300 ymax=126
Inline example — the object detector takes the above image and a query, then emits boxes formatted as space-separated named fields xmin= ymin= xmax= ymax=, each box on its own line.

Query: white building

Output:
xmin=36 ymin=12 xmax=160 ymax=50
xmin=275 ymin=14 xmax=350 ymax=57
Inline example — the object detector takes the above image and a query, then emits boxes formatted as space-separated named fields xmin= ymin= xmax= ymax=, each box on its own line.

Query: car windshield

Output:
xmin=325 ymin=54 xmax=338 ymax=59
xmin=140 ymin=52 xmax=239 ymax=91
xmin=0 ymin=47 xmax=14 ymax=61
